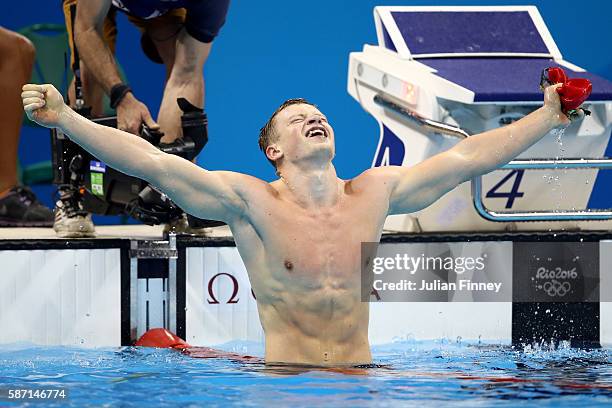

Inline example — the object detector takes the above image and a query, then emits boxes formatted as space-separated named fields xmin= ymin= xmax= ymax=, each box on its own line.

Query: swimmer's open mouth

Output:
xmin=305 ymin=126 xmax=328 ymax=138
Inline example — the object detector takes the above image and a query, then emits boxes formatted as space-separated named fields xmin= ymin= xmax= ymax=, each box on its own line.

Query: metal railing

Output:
xmin=473 ymin=159 xmax=612 ymax=221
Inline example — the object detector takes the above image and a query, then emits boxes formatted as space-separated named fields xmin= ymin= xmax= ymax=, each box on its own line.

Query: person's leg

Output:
xmin=0 ymin=28 xmax=35 ymax=195
xmin=129 ymin=11 xmax=183 ymax=80
xmin=151 ymin=0 xmax=229 ymax=144
xmin=0 ymin=28 xmax=54 ymax=227
xmin=142 ymin=10 xmax=224 ymax=230
xmin=127 ymin=11 xmax=221 ymax=232
xmin=156 ymin=32 xmax=209 ymax=143
xmin=128 ymin=10 xmax=198 ymax=142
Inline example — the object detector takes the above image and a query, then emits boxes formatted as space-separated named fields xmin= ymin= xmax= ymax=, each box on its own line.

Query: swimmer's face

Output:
xmin=269 ymin=103 xmax=335 ymax=167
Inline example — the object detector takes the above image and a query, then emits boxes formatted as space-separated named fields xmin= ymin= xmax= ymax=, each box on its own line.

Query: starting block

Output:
xmin=348 ymin=6 xmax=612 ymax=232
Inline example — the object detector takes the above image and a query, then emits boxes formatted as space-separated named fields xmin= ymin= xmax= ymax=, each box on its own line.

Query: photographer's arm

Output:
xmin=73 ymin=0 xmax=121 ymax=95
xmin=75 ymin=0 xmax=158 ymax=133
xmin=22 ymin=84 xmax=254 ymax=222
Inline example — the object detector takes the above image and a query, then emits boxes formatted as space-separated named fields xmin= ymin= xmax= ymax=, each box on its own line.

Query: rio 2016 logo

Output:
xmin=535 ymin=266 xmax=577 ymax=298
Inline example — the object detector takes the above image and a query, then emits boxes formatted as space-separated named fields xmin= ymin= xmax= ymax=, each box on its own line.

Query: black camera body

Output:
xmin=51 ymin=98 xmax=211 ymax=225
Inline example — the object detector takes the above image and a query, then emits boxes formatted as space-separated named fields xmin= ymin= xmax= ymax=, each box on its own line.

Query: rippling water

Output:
xmin=0 ymin=340 xmax=610 ymax=407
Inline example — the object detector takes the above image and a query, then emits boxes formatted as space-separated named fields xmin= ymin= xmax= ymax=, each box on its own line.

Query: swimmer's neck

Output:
xmin=277 ymin=162 xmax=341 ymax=208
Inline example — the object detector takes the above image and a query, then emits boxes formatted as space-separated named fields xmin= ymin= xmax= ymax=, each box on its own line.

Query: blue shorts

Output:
xmin=112 ymin=0 xmax=230 ymax=43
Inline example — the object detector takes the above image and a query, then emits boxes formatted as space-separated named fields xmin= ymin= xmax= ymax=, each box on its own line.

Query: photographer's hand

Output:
xmin=117 ymin=92 xmax=160 ymax=134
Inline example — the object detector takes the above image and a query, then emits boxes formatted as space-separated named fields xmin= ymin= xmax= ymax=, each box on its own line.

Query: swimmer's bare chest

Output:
xmin=230 ymin=183 xmax=389 ymax=335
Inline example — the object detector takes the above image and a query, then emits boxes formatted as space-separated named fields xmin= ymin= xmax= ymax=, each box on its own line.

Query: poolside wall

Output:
xmin=1 ymin=235 xmax=610 ymax=348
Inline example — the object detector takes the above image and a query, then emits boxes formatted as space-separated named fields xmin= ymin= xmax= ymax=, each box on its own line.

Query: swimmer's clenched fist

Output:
xmin=21 ymin=84 xmax=65 ymax=128
xmin=543 ymin=83 xmax=572 ymax=127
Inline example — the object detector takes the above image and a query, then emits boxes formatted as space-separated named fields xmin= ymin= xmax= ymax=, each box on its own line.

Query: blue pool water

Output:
xmin=0 ymin=340 xmax=610 ymax=407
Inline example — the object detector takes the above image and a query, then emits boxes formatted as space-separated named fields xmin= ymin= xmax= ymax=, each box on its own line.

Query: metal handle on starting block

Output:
xmin=373 ymin=94 xmax=469 ymax=139
xmin=473 ymin=159 xmax=612 ymax=221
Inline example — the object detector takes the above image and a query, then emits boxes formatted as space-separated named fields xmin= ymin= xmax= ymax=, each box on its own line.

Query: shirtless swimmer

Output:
xmin=22 ymin=83 xmax=575 ymax=366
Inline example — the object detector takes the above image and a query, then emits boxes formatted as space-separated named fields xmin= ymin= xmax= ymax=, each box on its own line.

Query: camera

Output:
xmin=51 ymin=98 xmax=222 ymax=227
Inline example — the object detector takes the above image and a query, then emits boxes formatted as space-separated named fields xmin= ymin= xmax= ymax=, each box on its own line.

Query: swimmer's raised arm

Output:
xmin=22 ymin=84 xmax=263 ymax=223
xmin=366 ymin=84 xmax=573 ymax=215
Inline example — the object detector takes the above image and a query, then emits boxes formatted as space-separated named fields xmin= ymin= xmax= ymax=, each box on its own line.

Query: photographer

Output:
xmin=57 ymin=0 xmax=230 ymax=237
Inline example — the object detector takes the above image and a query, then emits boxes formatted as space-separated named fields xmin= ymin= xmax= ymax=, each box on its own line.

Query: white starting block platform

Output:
xmin=1 ymin=227 xmax=611 ymax=349
xmin=348 ymin=6 xmax=612 ymax=233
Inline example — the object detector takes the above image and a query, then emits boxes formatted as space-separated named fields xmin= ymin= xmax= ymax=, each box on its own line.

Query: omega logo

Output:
xmin=207 ymin=273 xmax=239 ymax=304
xmin=206 ymin=273 xmax=257 ymax=304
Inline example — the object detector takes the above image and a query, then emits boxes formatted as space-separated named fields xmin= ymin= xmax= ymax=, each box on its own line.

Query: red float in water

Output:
xmin=135 ymin=328 xmax=191 ymax=350
xmin=135 ymin=328 xmax=261 ymax=363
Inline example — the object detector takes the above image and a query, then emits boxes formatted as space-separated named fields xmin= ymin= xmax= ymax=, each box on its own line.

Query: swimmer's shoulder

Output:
xmin=224 ymin=172 xmax=280 ymax=197
xmin=209 ymin=171 xmax=280 ymax=209
xmin=346 ymin=166 xmax=406 ymax=195
xmin=217 ymin=174 xmax=280 ymax=228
